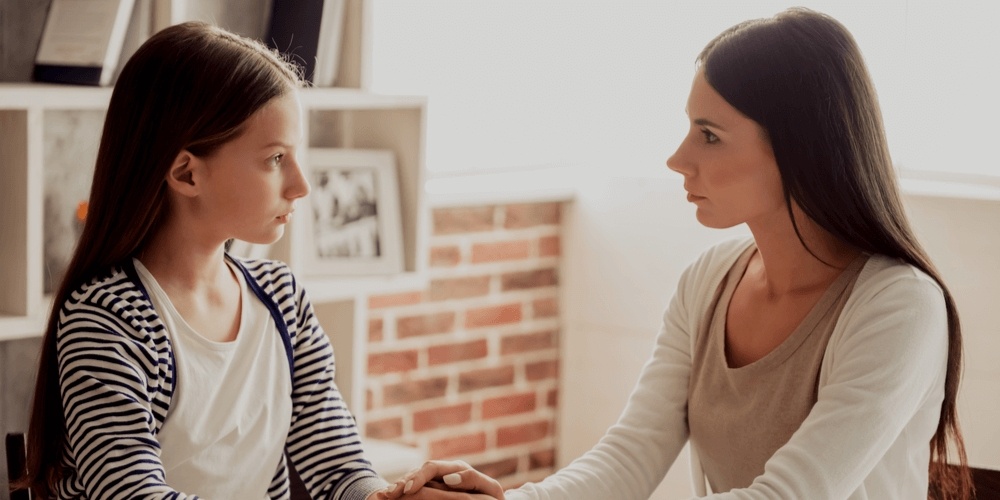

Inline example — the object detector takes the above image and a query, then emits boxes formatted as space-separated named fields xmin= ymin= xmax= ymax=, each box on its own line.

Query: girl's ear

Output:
xmin=165 ymin=150 xmax=201 ymax=197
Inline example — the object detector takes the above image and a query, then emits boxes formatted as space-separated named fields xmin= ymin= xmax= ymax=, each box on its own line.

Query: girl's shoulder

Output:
xmin=57 ymin=263 xmax=162 ymax=346
xmin=225 ymin=255 xmax=301 ymax=300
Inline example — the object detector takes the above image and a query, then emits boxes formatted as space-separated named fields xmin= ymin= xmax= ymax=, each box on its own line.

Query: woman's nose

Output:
xmin=666 ymin=142 xmax=691 ymax=175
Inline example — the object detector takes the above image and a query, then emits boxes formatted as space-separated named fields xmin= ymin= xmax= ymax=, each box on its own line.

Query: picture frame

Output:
xmin=301 ymin=148 xmax=404 ymax=275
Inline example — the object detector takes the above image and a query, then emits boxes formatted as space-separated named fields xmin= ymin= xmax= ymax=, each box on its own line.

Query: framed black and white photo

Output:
xmin=302 ymin=148 xmax=404 ymax=275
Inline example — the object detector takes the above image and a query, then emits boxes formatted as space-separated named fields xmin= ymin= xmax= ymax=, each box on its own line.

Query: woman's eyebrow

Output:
xmin=693 ymin=118 xmax=726 ymax=131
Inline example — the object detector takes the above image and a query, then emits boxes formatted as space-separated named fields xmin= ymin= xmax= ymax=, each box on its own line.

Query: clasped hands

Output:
xmin=370 ymin=460 xmax=505 ymax=500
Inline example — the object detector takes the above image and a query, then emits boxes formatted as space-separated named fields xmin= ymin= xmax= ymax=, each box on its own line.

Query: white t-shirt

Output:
xmin=134 ymin=259 xmax=293 ymax=499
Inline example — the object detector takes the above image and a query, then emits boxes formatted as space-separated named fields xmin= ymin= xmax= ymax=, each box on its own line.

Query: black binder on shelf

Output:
xmin=265 ymin=0 xmax=345 ymax=86
xmin=33 ymin=0 xmax=137 ymax=86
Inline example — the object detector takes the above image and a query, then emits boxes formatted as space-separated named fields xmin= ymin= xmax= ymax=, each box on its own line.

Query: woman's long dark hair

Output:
xmin=699 ymin=8 xmax=971 ymax=499
xmin=15 ymin=22 xmax=300 ymax=498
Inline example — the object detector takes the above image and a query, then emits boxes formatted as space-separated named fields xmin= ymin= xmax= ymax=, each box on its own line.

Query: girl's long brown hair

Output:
xmin=699 ymin=8 xmax=971 ymax=499
xmin=14 ymin=22 xmax=299 ymax=498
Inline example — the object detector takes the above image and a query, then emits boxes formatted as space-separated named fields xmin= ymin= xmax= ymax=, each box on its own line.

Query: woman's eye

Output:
xmin=701 ymin=129 xmax=719 ymax=144
xmin=269 ymin=153 xmax=284 ymax=167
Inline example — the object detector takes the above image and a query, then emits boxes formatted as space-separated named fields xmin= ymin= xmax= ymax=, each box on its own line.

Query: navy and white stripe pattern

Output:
xmin=54 ymin=257 xmax=385 ymax=499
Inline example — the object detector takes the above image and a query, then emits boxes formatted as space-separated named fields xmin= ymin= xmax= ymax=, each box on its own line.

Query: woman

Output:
xmin=14 ymin=22 xmax=391 ymax=499
xmin=384 ymin=8 xmax=972 ymax=500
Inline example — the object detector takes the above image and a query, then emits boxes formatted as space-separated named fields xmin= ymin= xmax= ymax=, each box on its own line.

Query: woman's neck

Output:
xmin=746 ymin=204 xmax=860 ymax=298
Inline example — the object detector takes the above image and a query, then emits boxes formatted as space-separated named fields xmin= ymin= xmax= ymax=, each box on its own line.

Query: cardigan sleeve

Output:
xmin=690 ymin=268 xmax=948 ymax=499
xmin=57 ymin=301 xmax=198 ymax=499
xmin=282 ymin=276 xmax=387 ymax=500
xmin=506 ymin=251 xmax=705 ymax=500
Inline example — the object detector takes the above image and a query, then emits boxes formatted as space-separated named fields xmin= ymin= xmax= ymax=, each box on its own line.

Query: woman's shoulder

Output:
xmin=854 ymin=254 xmax=944 ymax=301
xmin=680 ymin=236 xmax=754 ymax=284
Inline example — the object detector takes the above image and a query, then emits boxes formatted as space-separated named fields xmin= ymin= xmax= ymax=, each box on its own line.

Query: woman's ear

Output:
xmin=165 ymin=150 xmax=200 ymax=197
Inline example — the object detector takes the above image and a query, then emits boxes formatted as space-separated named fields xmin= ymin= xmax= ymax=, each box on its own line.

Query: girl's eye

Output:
xmin=269 ymin=153 xmax=284 ymax=167
xmin=701 ymin=129 xmax=719 ymax=144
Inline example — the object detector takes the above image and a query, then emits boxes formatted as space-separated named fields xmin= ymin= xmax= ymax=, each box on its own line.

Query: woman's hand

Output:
xmin=381 ymin=460 xmax=505 ymax=500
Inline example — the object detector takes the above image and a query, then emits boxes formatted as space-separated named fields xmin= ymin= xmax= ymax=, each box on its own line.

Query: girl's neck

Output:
xmin=137 ymin=215 xmax=232 ymax=294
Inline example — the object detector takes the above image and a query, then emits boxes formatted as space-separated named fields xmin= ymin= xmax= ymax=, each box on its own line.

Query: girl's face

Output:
xmin=666 ymin=70 xmax=785 ymax=229
xmin=196 ymin=92 xmax=310 ymax=245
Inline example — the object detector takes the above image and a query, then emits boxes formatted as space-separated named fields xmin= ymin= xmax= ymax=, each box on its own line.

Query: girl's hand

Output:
xmin=381 ymin=460 xmax=505 ymax=499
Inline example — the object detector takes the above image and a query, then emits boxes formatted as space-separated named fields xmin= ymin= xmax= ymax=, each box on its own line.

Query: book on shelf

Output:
xmin=33 ymin=0 xmax=137 ymax=86
xmin=264 ymin=0 xmax=346 ymax=86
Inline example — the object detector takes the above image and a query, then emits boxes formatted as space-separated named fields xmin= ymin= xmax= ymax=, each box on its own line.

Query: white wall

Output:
xmin=370 ymin=1 xmax=1000 ymax=179
xmin=558 ymin=173 xmax=1000 ymax=496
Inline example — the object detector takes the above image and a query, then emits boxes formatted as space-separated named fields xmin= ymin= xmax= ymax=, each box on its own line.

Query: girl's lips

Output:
xmin=687 ymin=193 xmax=706 ymax=202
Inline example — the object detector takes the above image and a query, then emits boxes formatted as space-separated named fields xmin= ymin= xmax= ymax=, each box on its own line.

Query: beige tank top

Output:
xmin=687 ymin=245 xmax=868 ymax=493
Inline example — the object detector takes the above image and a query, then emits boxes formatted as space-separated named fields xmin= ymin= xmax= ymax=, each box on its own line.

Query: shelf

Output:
xmin=0 ymin=313 xmax=48 ymax=342
xmin=302 ymin=272 xmax=428 ymax=302
xmin=0 ymin=83 xmax=423 ymax=112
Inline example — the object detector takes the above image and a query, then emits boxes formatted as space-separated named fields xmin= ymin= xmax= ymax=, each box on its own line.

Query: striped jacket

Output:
xmin=54 ymin=256 xmax=385 ymax=499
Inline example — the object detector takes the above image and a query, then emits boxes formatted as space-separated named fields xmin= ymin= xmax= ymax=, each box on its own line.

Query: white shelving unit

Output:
xmin=0 ymin=82 xmax=428 ymax=416
xmin=0 ymin=0 xmax=429 ymax=479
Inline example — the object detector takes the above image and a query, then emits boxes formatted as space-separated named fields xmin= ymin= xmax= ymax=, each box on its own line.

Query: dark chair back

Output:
xmin=972 ymin=465 xmax=1000 ymax=499
xmin=5 ymin=432 xmax=29 ymax=500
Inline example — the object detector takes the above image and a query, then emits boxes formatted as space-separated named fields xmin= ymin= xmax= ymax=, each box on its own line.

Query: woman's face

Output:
xmin=195 ymin=91 xmax=310 ymax=245
xmin=666 ymin=70 xmax=785 ymax=229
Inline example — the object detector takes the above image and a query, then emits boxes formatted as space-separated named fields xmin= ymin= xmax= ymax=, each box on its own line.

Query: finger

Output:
xmin=438 ymin=469 xmax=505 ymax=499
xmin=381 ymin=480 xmax=405 ymax=499
xmin=395 ymin=460 xmax=475 ymax=495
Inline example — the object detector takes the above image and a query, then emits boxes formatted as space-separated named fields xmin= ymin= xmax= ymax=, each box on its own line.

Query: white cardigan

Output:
xmin=507 ymin=238 xmax=947 ymax=499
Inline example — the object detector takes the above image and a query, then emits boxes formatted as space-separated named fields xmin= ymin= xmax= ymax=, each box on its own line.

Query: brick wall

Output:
xmin=364 ymin=202 xmax=562 ymax=487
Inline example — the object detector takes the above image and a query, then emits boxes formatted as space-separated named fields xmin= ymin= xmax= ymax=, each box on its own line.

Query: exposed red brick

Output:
xmin=472 ymin=457 xmax=520 ymax=479
xmin=546 ymin=388 xmax=558 ymax=408
xmin=459 ymin=365 xmax=515 ymax=392
xmin=383 ymin=377 xmax=449 ymax=406
xmin=430 ymin=432 xmax=487 ymax=458
xmin=501 ymin=330 xmax=557 ymax=355
xmin=429 ymin=276 xmax=491 ymax=301
xmin=397 ymin=312 xmax=456 ymax=338
xmin=430 ymin=245 xmax=462 ymax=267
xmin=504 ymin=203 xmax=561 ymax=229
xmin=368 ymin=350 xmax=419 ymax=375
xmin=434 ymin=206 xmax=495 ymax=235
xmin=532 ymin=297 xmax=559 ymax=318
xmin=501 ymin=268 xmax=558 ymax=291
xmin=497 ymin=420 xmax=551 ymax=447
xmin=413 ymin=403 xmax=473 ymax=432
xmin=428 ymin=339 xmax=489 ymax=365
xmin=483 ymin=392 xmax=537 ymax=419
xmin=471 ymin=240 xmax=531 ymax=263
xmin=529 ymin=449 xmax=556 ymax=470
xmin=368 ymin=317 xmax=384 ymax=343
xmin=368 ymin=291 xmax=423 ymax=309
xmin=538 ymin=235 xmax=561 ymax=257
xmin=526 ymin=359 xmax=559 ymax=381
xmin=366 ymin=417 xmax=403 ymax=440
xmin=465 ymin=303 xmax=522 ymax=329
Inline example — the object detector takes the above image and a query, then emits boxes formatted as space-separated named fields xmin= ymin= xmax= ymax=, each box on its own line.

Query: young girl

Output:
xmin=384 ymin=8 xmax=972 ymax=500
xmin=16 ymin=22 xmax=389 ymax=499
